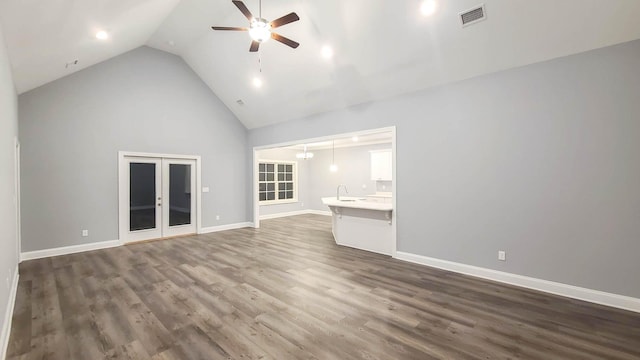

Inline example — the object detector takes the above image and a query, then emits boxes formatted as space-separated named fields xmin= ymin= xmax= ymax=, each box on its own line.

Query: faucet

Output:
xmin=336 ymin=184 xmax=348 ymax=200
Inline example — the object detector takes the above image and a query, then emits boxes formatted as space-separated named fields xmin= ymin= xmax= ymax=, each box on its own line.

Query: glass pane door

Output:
xmin=121 ymin=155 xmax=196 ymax=243
xmin=129 ymin=162 xmax=158 ymax=231
xmin=125 ymin=157 xmax=162 ymax=242
xmin=162 ymin=158 xmax=197 ymax=237
xmin=168 ymin=163 xmax=192 ymax=226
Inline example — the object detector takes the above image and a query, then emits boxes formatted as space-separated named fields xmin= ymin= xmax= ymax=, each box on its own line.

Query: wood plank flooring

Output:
xmin=7 ymin=214 xmax=640 ymax=359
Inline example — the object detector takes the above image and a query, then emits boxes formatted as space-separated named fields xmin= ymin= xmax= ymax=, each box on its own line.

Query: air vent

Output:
xmin=236 ymin=99 xmax=245 ymax=106
xmin=460 ymin=4 xmax=486 ymax=27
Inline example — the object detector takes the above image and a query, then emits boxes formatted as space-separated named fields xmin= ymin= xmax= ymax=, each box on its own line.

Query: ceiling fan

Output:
xmin=211 ymin=0 xmax=300 ymax=52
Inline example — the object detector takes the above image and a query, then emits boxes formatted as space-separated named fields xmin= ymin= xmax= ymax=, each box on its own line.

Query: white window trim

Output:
xmin=258 ymin=159 xmax=299 ymax=205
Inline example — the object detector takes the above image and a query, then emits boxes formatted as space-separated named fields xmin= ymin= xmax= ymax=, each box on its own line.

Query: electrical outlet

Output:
xmin=300 ymin=202 xmax=304 ymax=207
xmin=498 ymin=251 xmax=506 ymax=261
xmin=216 ymin=215 xmax=220 ymax=221
xmin=82 ymin=229 xmax=88 ymax=237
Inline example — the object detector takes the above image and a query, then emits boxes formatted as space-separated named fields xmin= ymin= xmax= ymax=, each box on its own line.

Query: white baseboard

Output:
xmin=395 ymin=251 xmax=640 ymax=314
xmin=1 ymin=266 xmax=19 ymax=360
xmin=260 ymin=210 xmax=309 ymax=220
xmin=21 ymin=239 xmax=121 ymax=262
xmin=307 ymin=209 xmax=332 ymax=216
xmin=200 ymin=222 xmax=254 ymax=234
xmin=259 ymin=209 xmax=332 ymax=220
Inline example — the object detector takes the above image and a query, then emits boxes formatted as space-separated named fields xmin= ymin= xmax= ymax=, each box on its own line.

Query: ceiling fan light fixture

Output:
xmin=249 ymin=19 xmax=271 ymax=42
xmin=211 ymin=1 xmax=299 ymax=52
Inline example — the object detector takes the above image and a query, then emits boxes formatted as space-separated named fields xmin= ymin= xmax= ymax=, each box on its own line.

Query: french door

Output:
xmin=123 ymin=156 xmax=197 ymax=243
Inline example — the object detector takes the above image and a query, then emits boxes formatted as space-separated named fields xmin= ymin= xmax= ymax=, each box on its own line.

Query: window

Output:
xmin=258 ymin=161 xmax=297 ymax=204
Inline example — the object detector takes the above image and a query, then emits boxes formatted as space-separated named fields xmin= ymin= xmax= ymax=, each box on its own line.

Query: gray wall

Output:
xmin=248 ymin=39 xmax=640 ymax=299
xmin=307 ymin=143 xmax=392 ymax=211
xmin=19 ymin=46 xmax=248 ymax=252
xmin=0 ymin=21 xmax=19 ymax=351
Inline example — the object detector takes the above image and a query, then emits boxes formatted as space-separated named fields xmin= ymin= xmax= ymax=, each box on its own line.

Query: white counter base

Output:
xmin=323 ymin=197 xmax=393 ymax=256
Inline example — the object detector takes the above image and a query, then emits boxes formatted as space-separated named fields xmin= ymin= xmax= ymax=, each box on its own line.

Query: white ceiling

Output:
xmin=2 ymin=0 xmax=640 ymax=129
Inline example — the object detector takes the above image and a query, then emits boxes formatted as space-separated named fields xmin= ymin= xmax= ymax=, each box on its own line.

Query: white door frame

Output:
xmin=118 ymin=151 xmax=202 ymax=244
xmin=14 ymin=137 xmax=21 ymax=261
xmin=252 ymin=126 xmax=397 ymax=257
xmin=161 ymin=158 xmax=197 ymax=238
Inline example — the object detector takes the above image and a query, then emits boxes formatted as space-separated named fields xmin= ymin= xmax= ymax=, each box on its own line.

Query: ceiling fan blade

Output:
xmin=211 ymin=26 xmax=248 ymax=31
xmin=271 ymin=33 xmax=299 ymax=49
xmin=269 ymin=12 xmax=299 ymax=28
xmin=232 ymin=0 xmax=254 ymax=21
xmin=249 ymin=41 xmax=260 ymax=52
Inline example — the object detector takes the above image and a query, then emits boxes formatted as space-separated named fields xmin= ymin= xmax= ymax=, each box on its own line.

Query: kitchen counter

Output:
xmin=322 ymin=196 xmax=393 ymax=256
xmin=321 ymin=197 xmax=392 ymax=211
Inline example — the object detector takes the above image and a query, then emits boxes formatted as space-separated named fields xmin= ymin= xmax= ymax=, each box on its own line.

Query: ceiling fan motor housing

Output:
xmin=250 ymin=18 xmax=271 ymax=42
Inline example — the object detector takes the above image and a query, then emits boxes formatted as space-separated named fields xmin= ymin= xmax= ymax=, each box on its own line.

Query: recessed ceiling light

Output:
xmin=253 ymin=77 xmax=263 ymax=88
xmin=421 ymin=0 xmax=437 ymax=16
xmin=96 ymin=31 xmax=109 ymax=40
xmin=352 ymin=136 xmax=359 ymax=142
xmin=321 ymin=45 xmax=334 ymax=59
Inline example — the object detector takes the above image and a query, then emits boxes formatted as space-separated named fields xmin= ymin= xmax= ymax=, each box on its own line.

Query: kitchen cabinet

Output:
xmin=370 ymin=149 xmax=392 ymax=181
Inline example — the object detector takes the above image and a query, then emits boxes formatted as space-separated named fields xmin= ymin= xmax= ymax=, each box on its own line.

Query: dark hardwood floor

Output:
xmin=7 ymin=214 xmax=640 ymax=359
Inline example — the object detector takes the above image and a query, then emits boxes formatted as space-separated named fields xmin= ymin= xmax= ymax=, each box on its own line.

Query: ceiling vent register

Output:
xmin=460 ymin=4 xmax=486 ymax=27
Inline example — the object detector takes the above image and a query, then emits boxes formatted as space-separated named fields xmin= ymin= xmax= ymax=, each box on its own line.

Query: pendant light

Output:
xmin=296 ymin=144 xmax=314 ymax=160
xmin=329 ymin=140 xmax=338 ymax=172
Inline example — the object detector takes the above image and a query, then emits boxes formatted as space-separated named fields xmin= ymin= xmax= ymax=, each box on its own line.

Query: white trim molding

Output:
xmin=259 ymin=209 xmax=331 ymax=220
xmin=21 ymin=240 xmax=121 ymax=262
xmin=260 ymin=210 xmax=309 ymax=220
xmin=1 ymin=267 xmax=19 ymax=360
xmin=199 ymin=222 xmax=254 ymax=234
xmin=307 ymin=209 xmax=332 ymax=217
xmin=395 ymin=251 xmax=640 ymax=314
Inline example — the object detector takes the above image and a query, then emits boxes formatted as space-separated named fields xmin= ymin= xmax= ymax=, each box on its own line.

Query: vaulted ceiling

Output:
xmin=2 ymin=0 xmax=640 ymax=129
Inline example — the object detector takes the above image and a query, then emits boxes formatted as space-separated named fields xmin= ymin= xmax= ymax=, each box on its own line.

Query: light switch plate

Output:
xmin=202 ymin=187 xmax=210 ymax=193
xmin=498 ymin=251 xmax=506 ymax=261
xmin=82 ymin=230 xmax=89 ymax=237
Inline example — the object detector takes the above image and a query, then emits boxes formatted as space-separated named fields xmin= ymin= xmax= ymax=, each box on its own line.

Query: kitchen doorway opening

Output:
xmin=252 ymin=126 xmax=396 ymax=256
